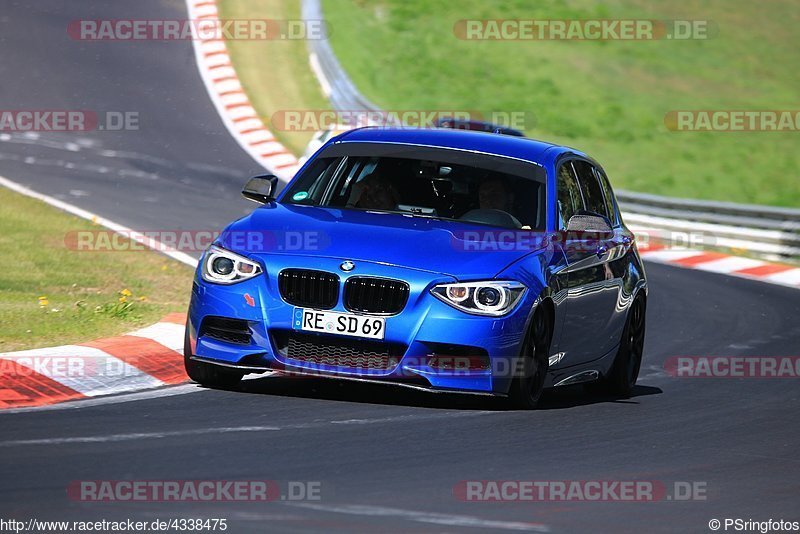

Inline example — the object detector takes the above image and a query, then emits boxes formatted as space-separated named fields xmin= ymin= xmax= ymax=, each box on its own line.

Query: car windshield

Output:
xmin=282 ymin=142 xmax=546 ymax=229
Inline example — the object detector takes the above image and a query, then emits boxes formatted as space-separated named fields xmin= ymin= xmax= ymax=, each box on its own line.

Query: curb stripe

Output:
xmin=764 ymin=269 xmax=800 ymax=286
xmin=0 ymin=345 xmax=163 ymax=397
xmin=0 ymin=317 xmax=188 ymax=410
xmin=127 ymin=322 xmax=186 ymax=352
xmin=0 ymin=361 xmax=82 ymax=408
xmin=260 ymin=150 xmax=290 ymax=158
xmin=83 ymin=336 xmax=187 ymax=385
xmin=735 ymin=263 xmax=795 ymax=277
xmin=250 ymin=138 xmax=277 ymax=146
xmin=186 ymin=0 xmax=300 ymax=180
xmin=635 ymin=228 xmax=800 ymax=290
xmin=672 ymin=252 xmax=729 ymax=266
xmin=693 ymin=256 xmax=763 ymax=274
xmin=161 ymin=312 xmax=188 ymax=325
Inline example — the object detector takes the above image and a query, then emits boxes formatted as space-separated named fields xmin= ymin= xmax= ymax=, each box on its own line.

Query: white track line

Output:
xmin=0 ymin=176 xmax=198 ymax=409
xmin=0 ymin=384 xmax=203 ymax=415
xmin=0 ymin=411 xmax=499 ymax=444
xmin=286 ymin=503 xmax=549 ymax=532
xmin=0 ymin=426 xmax=281 ymax=446
xmin=0 ymin=174 xmax=198 ymax=268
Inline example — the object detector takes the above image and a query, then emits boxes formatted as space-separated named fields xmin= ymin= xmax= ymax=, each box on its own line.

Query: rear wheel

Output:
xmin=508 ymin=307 xmax=551 ymax=409
xmin=184 ymin=326 xmax=243 ymax=388
xmin=602 ymin=297 xmax=646 ymax=397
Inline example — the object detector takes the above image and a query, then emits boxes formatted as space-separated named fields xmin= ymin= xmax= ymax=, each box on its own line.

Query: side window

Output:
xmin=284 ymin=157 xmax=338 ymax=205
xmin=572 ymin=160 xmax=609 ymax=220
xmin=593 ymin=166 xmax=619 ymax=226
xmin=556 ymin=162 xmax=583 ymax=229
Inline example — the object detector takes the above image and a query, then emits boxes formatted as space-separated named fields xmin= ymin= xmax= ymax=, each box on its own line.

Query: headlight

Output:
xmin=202 ymin=245 xmax=263 ymax=284
xmin=431 ymin=281 xmax=527 ymax=316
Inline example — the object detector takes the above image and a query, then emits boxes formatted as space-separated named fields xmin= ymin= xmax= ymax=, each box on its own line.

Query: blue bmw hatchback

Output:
xmin=185 ymin=128 xmax=647 ymax=408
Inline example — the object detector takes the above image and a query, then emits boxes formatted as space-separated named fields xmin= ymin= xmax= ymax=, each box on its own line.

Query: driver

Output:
xmin=479 ymin=179 xmax=514 ymax=212
xmin=351 ymin=173 xmax=399 ymax=211
xmin=457 ymin=178 xmax=522 ymax=228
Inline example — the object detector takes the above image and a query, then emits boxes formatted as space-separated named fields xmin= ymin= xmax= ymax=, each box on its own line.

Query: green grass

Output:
xmin=320 ymin=0 xmax=800 ymax=207
xmin=219 ymin=0 xmax=331 ymax=155
xmin=0 ymin=187 xmax=193 ymax=351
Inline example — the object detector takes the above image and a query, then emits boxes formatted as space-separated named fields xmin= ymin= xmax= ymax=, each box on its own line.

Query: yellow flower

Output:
xmin=120 ymin=289 xmax=132 ymax=297
xmin=137 ymin=296 xmax=148 ymax=302
xmin=118 ymin=296 xmax=128 ymax=303
xmin=38 ymin=296 xmax=49 ymax=308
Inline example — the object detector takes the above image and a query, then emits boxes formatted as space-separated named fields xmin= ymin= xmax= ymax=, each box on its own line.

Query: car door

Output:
xmin=554 ymin=158 xmax=626 ymax=366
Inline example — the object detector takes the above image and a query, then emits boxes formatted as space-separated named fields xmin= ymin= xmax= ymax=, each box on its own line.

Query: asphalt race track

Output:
xmin=1 ymin=2 xmax=799 ymax=533
xmin=0 ymin=0 xmax=260 ymax=231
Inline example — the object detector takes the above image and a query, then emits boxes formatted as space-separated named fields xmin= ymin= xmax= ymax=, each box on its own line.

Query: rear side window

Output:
xmin=594 ymin=166 xmax=619 ymax=226
xmin=572 ymin=160 xmax=609 ymax=220
xmin=556 ymin=163 xmax=582 ymax=229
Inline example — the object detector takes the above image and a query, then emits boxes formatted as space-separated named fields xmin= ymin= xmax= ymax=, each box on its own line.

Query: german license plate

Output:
xmin=294 ymin=308 xmax=385 ymax=340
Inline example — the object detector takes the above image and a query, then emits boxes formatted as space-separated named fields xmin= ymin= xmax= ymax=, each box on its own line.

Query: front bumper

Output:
xmin=188 ymin=254 xmax=537 ymax=395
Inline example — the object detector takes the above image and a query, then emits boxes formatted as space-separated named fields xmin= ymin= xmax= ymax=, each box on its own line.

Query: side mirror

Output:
xmin=566 ymin=212 xmax=613 ymax=233
xmin=242 ymin=174 xmax=278 ymax=204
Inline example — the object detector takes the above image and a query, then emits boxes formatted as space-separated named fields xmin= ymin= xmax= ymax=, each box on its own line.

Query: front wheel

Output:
xmin=508 ymin=307 xmax=551 ymax=409
xmin=184 ymin=327 xmax=243 ymax=388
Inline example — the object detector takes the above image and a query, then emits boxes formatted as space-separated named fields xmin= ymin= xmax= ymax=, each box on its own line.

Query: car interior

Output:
xmin=288 ymin=155 xmax=545 ymax=230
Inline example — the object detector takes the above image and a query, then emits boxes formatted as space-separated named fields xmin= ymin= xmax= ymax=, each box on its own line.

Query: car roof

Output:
xmin=333 ymin=127 xmax=578 ymax=165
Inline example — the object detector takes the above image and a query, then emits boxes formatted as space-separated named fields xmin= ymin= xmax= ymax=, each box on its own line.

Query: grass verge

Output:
xmin=0 ymin=186 xmax=193 ymax=352
xmin=219 ymin=0 xmax=330 ymax=156
xmin=321 ymin=0 xmax=799 ymax=207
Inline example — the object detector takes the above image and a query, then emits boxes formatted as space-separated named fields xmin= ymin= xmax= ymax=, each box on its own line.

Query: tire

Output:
xmin=508 ymin=307 xmax=551 ymax=409
xmin=602 ymin=296 xmax=646 ymax=397
xmin=184 ymin=326 xmax=243 ymax=388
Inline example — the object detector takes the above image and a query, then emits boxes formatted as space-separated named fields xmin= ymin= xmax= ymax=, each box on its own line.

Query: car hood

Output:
xmin=218 ymin=203 xmax=547 ymax=279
